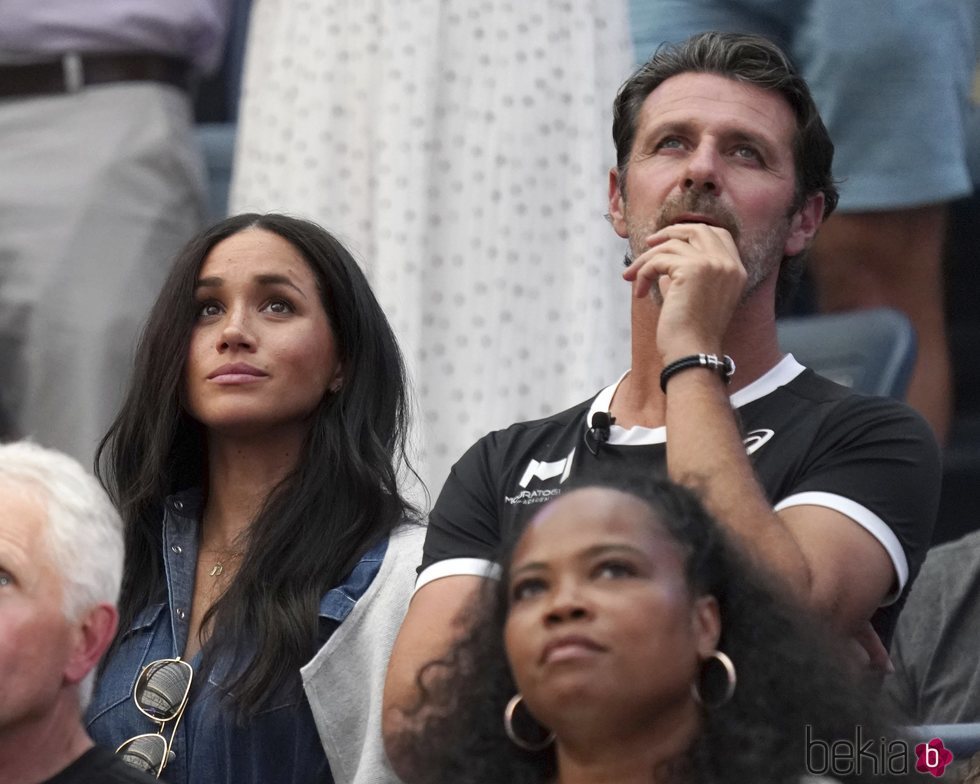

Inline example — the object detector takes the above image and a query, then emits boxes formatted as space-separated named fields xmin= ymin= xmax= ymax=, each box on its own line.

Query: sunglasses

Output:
xmin=115 ymin=658 xmax=194 ymax=778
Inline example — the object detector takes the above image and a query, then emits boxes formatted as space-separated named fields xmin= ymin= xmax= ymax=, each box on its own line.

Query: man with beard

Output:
xmin=382 ymin=33 xmax=941 ymax=771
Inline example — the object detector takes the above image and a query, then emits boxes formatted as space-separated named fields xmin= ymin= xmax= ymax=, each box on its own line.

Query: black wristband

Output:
xmin=660 ymin=353 xmax=736 ymax=393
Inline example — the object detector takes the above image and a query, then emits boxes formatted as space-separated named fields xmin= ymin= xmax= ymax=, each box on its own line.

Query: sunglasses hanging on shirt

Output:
xmin=116 ymin=658 xmax=194 ymax=778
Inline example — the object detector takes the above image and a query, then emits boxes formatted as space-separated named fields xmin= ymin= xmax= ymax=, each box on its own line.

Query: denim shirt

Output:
xmin=85 ymin=489 xmax=387 ymax=784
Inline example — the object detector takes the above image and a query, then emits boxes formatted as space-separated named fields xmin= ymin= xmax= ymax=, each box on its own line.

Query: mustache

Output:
xmin=655 ymin=192 xmax=741 ymax=242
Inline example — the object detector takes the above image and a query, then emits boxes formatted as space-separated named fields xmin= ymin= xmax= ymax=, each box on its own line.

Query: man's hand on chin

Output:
xmin=623 ymin=221 xmax=746 ymax=361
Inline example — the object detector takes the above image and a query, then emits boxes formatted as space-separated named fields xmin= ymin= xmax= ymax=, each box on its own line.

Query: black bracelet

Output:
xmin=660 ymin=353 xmax=736 ymax=393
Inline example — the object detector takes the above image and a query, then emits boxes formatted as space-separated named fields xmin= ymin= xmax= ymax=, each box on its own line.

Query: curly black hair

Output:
xmin=396 ymin=472 xmax=914 ymax=784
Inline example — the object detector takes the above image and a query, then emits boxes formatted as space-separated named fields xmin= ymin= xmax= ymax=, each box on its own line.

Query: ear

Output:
xmin=691 ymin=594 xmax=721 ymax=657
xmin=608 ymin=166 xmax=629 ymax=239
xmin=783 ymin=192 xmax=825 ymax=258
xmin=63 ymin=603 xmax=118 ymax=686
xmin=329 ymin=364 xmax=345 ymax=394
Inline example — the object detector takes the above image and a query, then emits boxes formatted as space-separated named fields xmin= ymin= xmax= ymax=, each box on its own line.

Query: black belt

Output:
xmin=0 ymin=53 xmax=192 ymax=99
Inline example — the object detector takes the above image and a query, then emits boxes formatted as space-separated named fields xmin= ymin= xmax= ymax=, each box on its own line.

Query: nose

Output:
xmin=545 ymin=604 xmax=588 ymax=624
xmin=216 ymin=307 xmax=255 ymax=352
xmin=682 ymin=142 xmax=719 ymax=194
xmin=543 ymin=579 xmax=591 ymax=625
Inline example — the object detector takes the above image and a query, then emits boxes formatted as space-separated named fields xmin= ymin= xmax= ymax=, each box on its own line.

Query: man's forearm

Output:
xmin=663 ymin=369 xmax=815 ymax=599
xmin=661 ymin=364 xmax=896 ymax=640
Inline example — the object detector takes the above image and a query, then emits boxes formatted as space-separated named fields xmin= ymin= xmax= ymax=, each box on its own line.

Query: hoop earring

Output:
xmin=692 ymin=650 xmax=736 ymax=709
xmin=503 ymin=694 xmax=555 ymax=751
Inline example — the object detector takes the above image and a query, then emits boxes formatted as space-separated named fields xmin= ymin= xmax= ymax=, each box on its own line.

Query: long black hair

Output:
xmin=398 ymin=473 xmax=912 ymax=784
xmin=97 ymin=213 xmax=417 ymax=715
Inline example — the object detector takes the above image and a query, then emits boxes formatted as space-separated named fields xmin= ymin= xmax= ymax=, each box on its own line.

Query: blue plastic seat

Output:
xmin=777 ymin=308 xmax=917 ymax=399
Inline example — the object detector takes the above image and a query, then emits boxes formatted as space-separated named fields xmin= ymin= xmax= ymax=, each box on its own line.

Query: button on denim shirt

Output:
xmin=85 ymin=489 xmax=387 ymax=784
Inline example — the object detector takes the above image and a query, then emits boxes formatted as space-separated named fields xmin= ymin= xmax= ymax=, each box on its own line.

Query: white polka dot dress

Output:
xmin=231 ymin=0 xmax=634 ymax=496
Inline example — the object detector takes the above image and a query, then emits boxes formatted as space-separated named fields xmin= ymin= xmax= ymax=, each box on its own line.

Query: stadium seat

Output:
xmin=777 ymin=308 xmax=917 ymax=399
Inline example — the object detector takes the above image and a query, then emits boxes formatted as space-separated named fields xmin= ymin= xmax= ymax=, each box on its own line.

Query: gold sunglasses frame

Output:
xmin=115 ymin=657 xmax=194 ymax=779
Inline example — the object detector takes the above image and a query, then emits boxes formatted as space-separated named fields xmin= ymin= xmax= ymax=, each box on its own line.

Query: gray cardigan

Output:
xmin=301 ymin=524 xmax=424 ymax=784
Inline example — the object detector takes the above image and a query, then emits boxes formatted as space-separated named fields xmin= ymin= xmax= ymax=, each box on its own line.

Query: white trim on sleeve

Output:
xmin=414 ymin=557 xmax=501 ymax=594
xmin=774 ymin=491 xmax=908 ymax=604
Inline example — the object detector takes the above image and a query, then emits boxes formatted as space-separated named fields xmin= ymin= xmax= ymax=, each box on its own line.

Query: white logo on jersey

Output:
xmin=743 ymin=429 xmax=775 ymax=455
xmin=517 ymin=448 xmax=576 ymax=488
xmin=507 ymin=449 xmax=576 ymax=503
xmin=504 ymin=488 xmax=563 ymax=505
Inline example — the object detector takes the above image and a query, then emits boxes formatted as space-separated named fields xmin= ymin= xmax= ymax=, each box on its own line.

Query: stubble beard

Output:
xmin=624 ymin=191 xmax=790 ymax=305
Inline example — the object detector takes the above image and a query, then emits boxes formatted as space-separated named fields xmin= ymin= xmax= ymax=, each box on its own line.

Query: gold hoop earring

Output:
xmin=503 ymin=694 xmax=555 ymax=751
xmin=692 ymin=650 xmax=736 ymax=709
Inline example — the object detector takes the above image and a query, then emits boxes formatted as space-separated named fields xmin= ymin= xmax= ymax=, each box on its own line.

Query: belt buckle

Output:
xmin=62 ymin=53 xmax=84 ymax=93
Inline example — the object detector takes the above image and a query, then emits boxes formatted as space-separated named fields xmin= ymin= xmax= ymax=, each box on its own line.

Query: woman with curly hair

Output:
xmin=396 ymin=473 xmax=912 ymax=784
xmin=84 ymin=213 xmax=422 ymax=784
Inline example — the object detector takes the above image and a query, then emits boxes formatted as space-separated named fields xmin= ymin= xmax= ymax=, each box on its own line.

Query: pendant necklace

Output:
xmin=203 ymin=547 xmax=241 ymax=578
xmin=200 ymin=511 xmax=243 ymax=579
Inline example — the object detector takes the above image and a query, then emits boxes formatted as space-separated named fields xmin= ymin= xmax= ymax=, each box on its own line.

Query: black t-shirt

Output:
xmin=421 ymin=358 xmax=942 ymax=644
xmin=42 ymin=745 xmax=159 ymax=784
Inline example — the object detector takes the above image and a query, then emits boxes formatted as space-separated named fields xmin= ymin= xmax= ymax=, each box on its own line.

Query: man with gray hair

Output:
xmin=0 ymin=441 xmax=156 ymax=782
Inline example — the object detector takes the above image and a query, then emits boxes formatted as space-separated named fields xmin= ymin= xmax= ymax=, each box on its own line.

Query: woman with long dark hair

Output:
xmin=396 ymin=473 xmax=913 ymax=784
xmin=85 ymin=213 xmax=421 ymax=784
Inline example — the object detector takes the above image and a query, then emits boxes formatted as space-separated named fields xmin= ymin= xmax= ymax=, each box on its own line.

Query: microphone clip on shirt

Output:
xmin=584 ymin=411 xmax=615 ymax=456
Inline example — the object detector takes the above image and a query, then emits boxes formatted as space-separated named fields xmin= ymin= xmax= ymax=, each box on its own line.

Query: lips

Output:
xmin=539 ymin=634 xmax=607 ymax=664
xmin=207 ymin=363 xmax=269 ymax=382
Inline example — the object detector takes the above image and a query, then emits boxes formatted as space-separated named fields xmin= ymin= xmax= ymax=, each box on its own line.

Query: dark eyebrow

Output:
xmin=648 ymin=120 xmax=691 ymax=136
xmin=255 ymin=273 xmax=307 ymax=298
xmin=582 ymin=543 xmax=649 ymax=559
xmin=194 ymin=273 xmax=307 ymax=299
